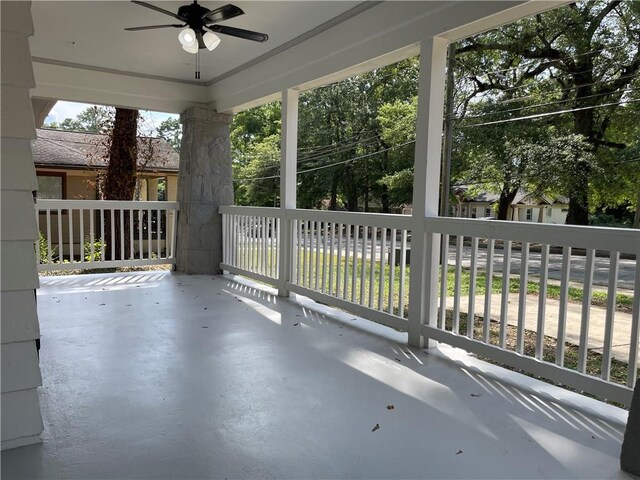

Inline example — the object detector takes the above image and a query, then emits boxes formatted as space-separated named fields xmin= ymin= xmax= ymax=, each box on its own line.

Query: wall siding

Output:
xmin=1 ymin=0 xmax=44 ymax=450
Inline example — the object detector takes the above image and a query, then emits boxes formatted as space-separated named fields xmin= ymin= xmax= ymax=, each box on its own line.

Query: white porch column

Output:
xmin=146 ymin=177 xmax=159 ymax=201
xmin=407 ymin=37 xmax=449 ymax=348
xmin=176 ymin=106 xmax=234 ymax=274
xmin=1 ymin=1 xmax=44 ymax=449
xmin=278 ymin=89 xmax=299 ymax=297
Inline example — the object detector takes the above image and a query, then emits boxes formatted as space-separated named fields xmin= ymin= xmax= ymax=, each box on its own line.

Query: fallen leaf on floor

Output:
xmin=84 ymin=297 xmax=87 ymax=299
xmin=372 ymin=424 xmax=380 ymax=432
xmin=386 ymin=405 xmax=395 ymax=410
xmin=216 ymin=293 xmax=221 ymax=295
xmin=591 ymin=435 xmax=595 ymax=439
xmin=293 ymin=323 xmax=299 ymax=326
xmin=126 ymin=304 xmax=132 ymax=307
xmin=455 ymin=450 xmax=463 ymax=455
xmin=394 ymin=358 xmax=401 ymax=363
xmin=56 ymin=300 xmax=60 ymax=303
xmin=204 ymin=307 xmax=208 ymax=310
xmin=155 ymin=302 xmax=160 ymax=305
xmin=296 ymin=315 xmax=302 ymax=317
xmin=470 ymin=393 xmax=481 ymax=397
xmin=99 ymin=303 xmax=106 ymax=306
xmin=201 ymin=326 xmax=208 ymax=329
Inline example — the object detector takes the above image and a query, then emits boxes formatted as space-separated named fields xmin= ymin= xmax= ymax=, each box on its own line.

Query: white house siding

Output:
xmin=0 ymin=1 xmax=44 ymax=450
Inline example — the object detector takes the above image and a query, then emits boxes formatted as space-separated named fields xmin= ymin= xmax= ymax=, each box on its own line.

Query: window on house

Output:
xmin=471 ymin=207 xmax=477 ymax=218
xmin=462 ymin=206 xmax=467 ymax=216
xmin=526 ymin=208 xmax=533 ymax=221
xmin=547 ymin=207 xmax=552 ymax=217
xmin=485 ymin=207 xmax=492 ymax=217
xmin=37 ymin=173 xmax=66 ymax=199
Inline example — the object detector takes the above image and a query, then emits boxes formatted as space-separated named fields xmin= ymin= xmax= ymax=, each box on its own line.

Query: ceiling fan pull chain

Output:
xmin=195 ymin=50 xmax=200 ymax=79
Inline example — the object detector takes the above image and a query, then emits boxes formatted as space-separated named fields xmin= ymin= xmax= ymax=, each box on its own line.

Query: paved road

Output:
xmin=445 ymin=244 xmax=636 ymax=291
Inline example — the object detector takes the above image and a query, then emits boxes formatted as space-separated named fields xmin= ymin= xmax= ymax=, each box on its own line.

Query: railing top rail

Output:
xmin=286 ymin=209 xmax=413 ymax=229
xmin=36 ymin=200 xmax=180 ymax=210
xmin=425 ymin=217 xmax=640 ymax=254
xmin=219 ymin=205 xmax=281 ymax=216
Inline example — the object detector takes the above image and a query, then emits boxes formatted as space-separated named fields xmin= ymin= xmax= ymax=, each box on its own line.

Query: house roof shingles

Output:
xmin=33 ymin=128 xmax=179 ymax=173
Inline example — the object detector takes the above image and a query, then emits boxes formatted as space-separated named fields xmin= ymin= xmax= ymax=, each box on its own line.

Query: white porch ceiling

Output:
xmin=29 ymin=1 xmax=571 ymax=114
xmin=30 ymin=1 xmax=363 ymax=84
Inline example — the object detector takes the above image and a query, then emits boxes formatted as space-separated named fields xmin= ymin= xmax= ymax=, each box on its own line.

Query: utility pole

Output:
xmin=440 ymin=43 xmax=456 ymax=217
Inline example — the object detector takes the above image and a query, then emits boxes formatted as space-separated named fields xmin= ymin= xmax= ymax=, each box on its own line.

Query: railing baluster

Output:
xmin=156 ymin=208 xmax=161 ymax=259
xmin=499 ymin=240 xmax=512 ymax=348
xmin=275 ymin=217 xmax=280 ymax=277
xmin=483 ymin=239 xmax=495 ymax=343
xmin=321 ymin=221 xmax=328 ymax=293
xmin=146 ymin=209 xmax=152 ymax=260
xmin=328 ymin=222 xmax=335 ymax=296
xmin=398 ymin=230 xmax=407 ymax=318
xmin=516 ymin=242 xmax=530 ymax=354
xmin=110 ymin=209 xmax=115 ymax=261
xmin=57 ymin=208 xmax=63 ymax=262
xmin=90 ymin=210 xmax=96 ymax=263
xmin=627 ymin=259 xmax=640 ymax=388
xmin=360 ymin=226 xmax=369 ymax=305
xmin=453 ymin=235 xmax=463 ymax=334
xmin=378 ymin=227 xmax=386 ymax=311
xmin=602 ymin=252 xmax=619 ymax=381
xmin=303 ymin=220 xmax=309 ymax=288
xmin=138 ymin=209 xmax=143 ymax=260
xmin=536 ymin=244 xmax=550 ymax=360
xmin=556 ymin=246 xmax=572 ymax=366
xmin=100 ymin=209 xmax=105 ymax=261
xmin=578 ymin=249 xmax=595 ymax=372
xmin=120 ymin=209 xmax=126 ymax=261
xmin=296 ymin=220 xmax=302 ymax=284
xmin=351 ymin=225 xmax=359 ymax=303
xmin=68 ymin=208 xmax=74 ymax=263
xmin=468 ymin=236 xmax=478 ymax=338
xmin=46 ymin=209 xmax=53 ymax=265
xmin=342 ymin=224 xmax=351 ymax=300
xmin=337 ymin=224 xmax=344 ymax=298
xmin=388 ymin=228 xmax=397 ymax=315
xmin=129 ymin=209 xmax=134 ymax=260
xmin=79 ymin=209 xmax=85 ymax=264
xmin=439 ymin=234 xmax=449 ymax=329
xmin=368 ymin=227 xmax=376 ymax=308
xmin=315 ymin=220 xmax=321 ymax=291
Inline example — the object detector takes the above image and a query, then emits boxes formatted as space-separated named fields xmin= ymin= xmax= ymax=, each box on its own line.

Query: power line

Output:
xmin=235 ymin=139 xmax=416 ymax=183
xmin=453 ymin=85 xmax=640 ymax=121
xmin=461 ymin=98 xmax=640 ymax=128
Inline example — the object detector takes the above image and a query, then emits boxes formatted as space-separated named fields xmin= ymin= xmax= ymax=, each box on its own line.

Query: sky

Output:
xmin=45 ymin=101 xmax=179 ymax=135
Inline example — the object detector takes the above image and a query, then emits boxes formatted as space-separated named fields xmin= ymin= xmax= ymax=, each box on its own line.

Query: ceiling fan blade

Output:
xmin=209 ymin=25 xmax=268 ymax=42
xmin=202 ymin=4 xmax=244 ymax=24
xmin=125 ymin=24 xmax=184 ymax=31
xmin=131 ymin=1 xmax=185 ymax=21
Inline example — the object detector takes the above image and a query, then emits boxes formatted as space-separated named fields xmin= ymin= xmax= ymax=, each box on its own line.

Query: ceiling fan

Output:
xmin=125 ymin=1 xmax=268 ymax=78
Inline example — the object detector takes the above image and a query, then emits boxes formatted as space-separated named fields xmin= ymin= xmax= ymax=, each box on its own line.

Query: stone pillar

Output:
xmin=176 ymin=106 xmax=233 ymax=274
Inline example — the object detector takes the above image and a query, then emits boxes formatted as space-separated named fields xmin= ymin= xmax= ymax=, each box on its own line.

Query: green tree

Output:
xmin=156 ymin=117 xmax=182 ymax=152
xmin=455 ymin=0 xmax=640 ymax=224
xmin=47 ymin=106 xmax=114 ymax=133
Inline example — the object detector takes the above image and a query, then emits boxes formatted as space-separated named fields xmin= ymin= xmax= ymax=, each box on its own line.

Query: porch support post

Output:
xmin=278 ymin=89 xmax=298 ymax=297
xmin=407 ymin=36 xmax=449 ymax=348
xmin=176 ymin=105 xmax=233 ymax=274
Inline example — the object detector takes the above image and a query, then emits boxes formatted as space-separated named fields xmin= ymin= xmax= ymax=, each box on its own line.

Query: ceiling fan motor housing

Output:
xmin=178 ymin=3 xmax=210 ymax=31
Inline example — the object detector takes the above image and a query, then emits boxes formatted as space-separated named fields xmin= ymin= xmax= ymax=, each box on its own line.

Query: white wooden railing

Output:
xmin=221 ymin=205 xmax=640 ymax=406
xmin=36 ymin=200 xmax=179 ymax=271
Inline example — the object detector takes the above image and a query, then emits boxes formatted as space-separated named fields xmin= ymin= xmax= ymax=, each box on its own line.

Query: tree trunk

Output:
xmin=104 ymin=108 xmax=138 ymax=260
xmin=497 ymin=188 xmax=518 ymax=220
xmin=565 ymin=158 xmax=590 ymax=225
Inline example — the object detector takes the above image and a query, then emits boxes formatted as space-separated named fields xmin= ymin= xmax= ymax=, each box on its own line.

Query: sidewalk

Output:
xmin=445 ymin=293 xmax=636 ymax=365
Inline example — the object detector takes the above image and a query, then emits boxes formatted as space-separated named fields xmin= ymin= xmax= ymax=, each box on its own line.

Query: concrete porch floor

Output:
xmin=1 ymin=271 xmax=630 ymax=479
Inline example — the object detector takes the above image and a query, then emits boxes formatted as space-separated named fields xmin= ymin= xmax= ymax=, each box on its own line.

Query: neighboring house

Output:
xmin=33 ymin=128 xmax=180 ymax=201
xmin=452 ymin=187 xmax=569 ymax=224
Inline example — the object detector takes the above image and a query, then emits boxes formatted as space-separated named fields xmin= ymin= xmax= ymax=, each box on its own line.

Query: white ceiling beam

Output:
xmin=32 ymin=61 xmax=210 ymax=114
xmin=210 ymin=0 xmax=570 ymax=114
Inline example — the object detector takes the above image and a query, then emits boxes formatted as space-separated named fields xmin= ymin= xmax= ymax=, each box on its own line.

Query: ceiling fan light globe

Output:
xmin=182 ymin=42 xmax=199 ymax=54
xmin=178 ymin=28 xmax=196 ymax=46
xmin=203 ymin=32 xmax=221 ymax=51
